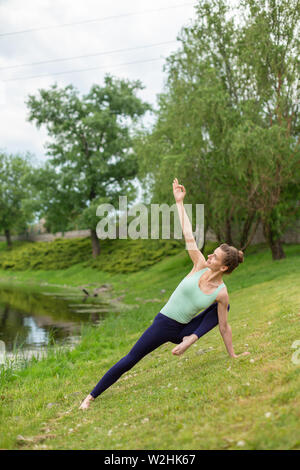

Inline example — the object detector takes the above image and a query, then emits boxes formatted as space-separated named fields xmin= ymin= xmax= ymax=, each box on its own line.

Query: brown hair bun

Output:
xmin=220 ymin=244 xmax=244 ymax=274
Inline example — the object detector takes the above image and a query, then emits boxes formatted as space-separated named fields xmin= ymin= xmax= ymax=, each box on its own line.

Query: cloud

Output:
xmin=0 ymin=0 xmax=196 ymax=161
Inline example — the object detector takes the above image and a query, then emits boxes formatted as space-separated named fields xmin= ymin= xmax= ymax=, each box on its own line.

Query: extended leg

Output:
xmin=89 ymin=313 xmax=180 ymax=399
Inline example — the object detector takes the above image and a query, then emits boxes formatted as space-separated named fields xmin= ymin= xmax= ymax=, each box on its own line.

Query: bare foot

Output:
xmin=172 ymin=335 xmax=195 ymax=356
xmin=172 ymin=343 xmax=189 ymax=355
xmin=79 ymin=394 xmax=95 ymax=410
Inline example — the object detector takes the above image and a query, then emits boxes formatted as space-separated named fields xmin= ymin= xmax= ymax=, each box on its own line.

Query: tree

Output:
xmin=26 ymin=75 xmax=151 ymax=257
xmin=0 ymin=152 xmax=38 ymax=248
xmin=235 ymin=0 xmax=300 ymax=258
xmin=135 ymin=0 xmax=300 ymax=259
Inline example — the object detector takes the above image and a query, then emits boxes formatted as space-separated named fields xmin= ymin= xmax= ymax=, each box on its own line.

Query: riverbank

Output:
xmin=0 ymin=243 xmax=299 ymax=450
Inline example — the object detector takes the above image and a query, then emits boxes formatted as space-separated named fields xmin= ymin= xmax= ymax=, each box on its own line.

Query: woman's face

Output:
xmin=206 ymin=247 xmax=228 ymax=273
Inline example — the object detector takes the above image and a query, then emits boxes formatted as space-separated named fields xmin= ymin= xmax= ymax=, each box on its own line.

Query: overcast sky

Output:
xmin=0 ymin=0 xmax=197 ymax=166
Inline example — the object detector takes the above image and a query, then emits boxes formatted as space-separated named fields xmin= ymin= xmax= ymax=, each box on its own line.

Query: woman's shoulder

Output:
xmin=185 ymin=265 xmax=208 ymax=279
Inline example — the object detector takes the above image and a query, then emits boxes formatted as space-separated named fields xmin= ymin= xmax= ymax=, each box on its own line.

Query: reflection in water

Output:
xmin=23 ymin=317 xmax=48 ymax=346
xmin=0 ymin=285 xmax=113 ymax=354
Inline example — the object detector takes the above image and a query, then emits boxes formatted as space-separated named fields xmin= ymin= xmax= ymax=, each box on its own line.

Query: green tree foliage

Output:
xmin=26 ymin=75 xmax=151 ymax=257
xmin=135 ymin=0 xmax=300 ymax=259
xmin=0 ymin=152 xmax=38 ymax=248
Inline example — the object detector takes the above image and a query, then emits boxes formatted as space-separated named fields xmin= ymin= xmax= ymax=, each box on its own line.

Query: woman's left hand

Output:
xmin=173 ymin=178 xmax=186 ymax=203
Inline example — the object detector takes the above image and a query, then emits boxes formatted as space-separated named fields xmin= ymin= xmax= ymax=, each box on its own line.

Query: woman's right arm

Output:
xmin=173 ymin=178 xmax=206 ymax=268
xmin=217 ymin=293 xmax=250 ymax=358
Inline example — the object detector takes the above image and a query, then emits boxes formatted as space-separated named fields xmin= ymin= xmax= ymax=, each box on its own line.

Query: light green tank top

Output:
xmin=160 ymin=268 xmax=225 ymax=324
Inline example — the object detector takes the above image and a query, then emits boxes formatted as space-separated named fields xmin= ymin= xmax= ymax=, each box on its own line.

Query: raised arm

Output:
xmin=173 ymin=177 xmax=206 ymax=268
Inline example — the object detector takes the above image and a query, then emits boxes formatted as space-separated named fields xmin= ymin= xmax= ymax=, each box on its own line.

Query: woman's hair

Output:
xmin=219 ymin=243 xmax=244 ymax=274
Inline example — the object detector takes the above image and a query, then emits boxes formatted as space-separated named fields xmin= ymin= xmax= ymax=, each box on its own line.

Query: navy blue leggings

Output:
xmin=90 ymin=302 xmax=229 ymax=399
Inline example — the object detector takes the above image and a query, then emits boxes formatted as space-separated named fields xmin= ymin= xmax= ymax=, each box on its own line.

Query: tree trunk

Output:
xmin=215 ymin=226 xmax=222 ymax=244
xmin=241 ymin=216 xmax=261 ymax=252
xmin=225 ymin=215 xmax=233 ymax=245
xmin=1 ymin=304 xmax=10 ymax=328
xmin=262 ymin=220 xmax=286 ymax=260
xmin=269 ymin=239 xmax=286 ymax=260
xmin=240 ymin=211 xmax=256 ymax=249
xmin=4 ymin=229 xmax=12 ymax=249
xmin=90 ymin=228 xmax=100 ymax=258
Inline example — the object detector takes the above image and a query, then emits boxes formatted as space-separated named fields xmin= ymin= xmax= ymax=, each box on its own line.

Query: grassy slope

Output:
xmin=0 ymin=243 xmax=299 ymax=450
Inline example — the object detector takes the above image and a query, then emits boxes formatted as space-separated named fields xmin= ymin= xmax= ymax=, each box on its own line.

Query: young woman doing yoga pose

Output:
xmin=80 ymin=178 xmax=250 ymax=410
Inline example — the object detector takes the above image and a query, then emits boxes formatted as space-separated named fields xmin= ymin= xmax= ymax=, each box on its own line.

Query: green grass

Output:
xmin=0 ymin=243 xmax=299 ymax=450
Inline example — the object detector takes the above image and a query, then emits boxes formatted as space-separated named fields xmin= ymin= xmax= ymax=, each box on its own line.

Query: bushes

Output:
xmin=0 ymin=238 xmax=91 ymax=271
xmin=0 ymin=237 xmax=183 ymax=273
xmin=87 ymin=238 xmax=183 ymax=273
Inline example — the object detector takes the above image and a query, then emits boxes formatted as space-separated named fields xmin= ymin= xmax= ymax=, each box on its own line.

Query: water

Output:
xmin=0 ymin=283 xmax=114 ymax=361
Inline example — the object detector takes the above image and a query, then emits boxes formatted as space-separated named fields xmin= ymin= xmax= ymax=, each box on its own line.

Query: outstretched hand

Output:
xmin=232 ymin=351 xmax=250 ymax=358
xmin=173 ymin=177 xmax=186 ymax=203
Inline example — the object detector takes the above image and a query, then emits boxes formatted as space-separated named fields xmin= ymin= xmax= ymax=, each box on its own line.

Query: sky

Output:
xmin=0 ymin=0 xmax=197 ymax=167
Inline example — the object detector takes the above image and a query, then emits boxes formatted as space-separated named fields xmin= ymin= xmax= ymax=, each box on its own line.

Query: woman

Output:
xmin=80 ymin=178 xmax=250 ymax=410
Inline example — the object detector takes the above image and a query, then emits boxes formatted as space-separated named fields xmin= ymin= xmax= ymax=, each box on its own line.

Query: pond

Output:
xmin=0 ymin=282 xmax=118 ymax=362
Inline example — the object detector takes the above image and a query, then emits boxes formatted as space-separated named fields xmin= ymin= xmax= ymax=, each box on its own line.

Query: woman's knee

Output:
xmin=118 ymin=352 xmax=140 ymax=372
